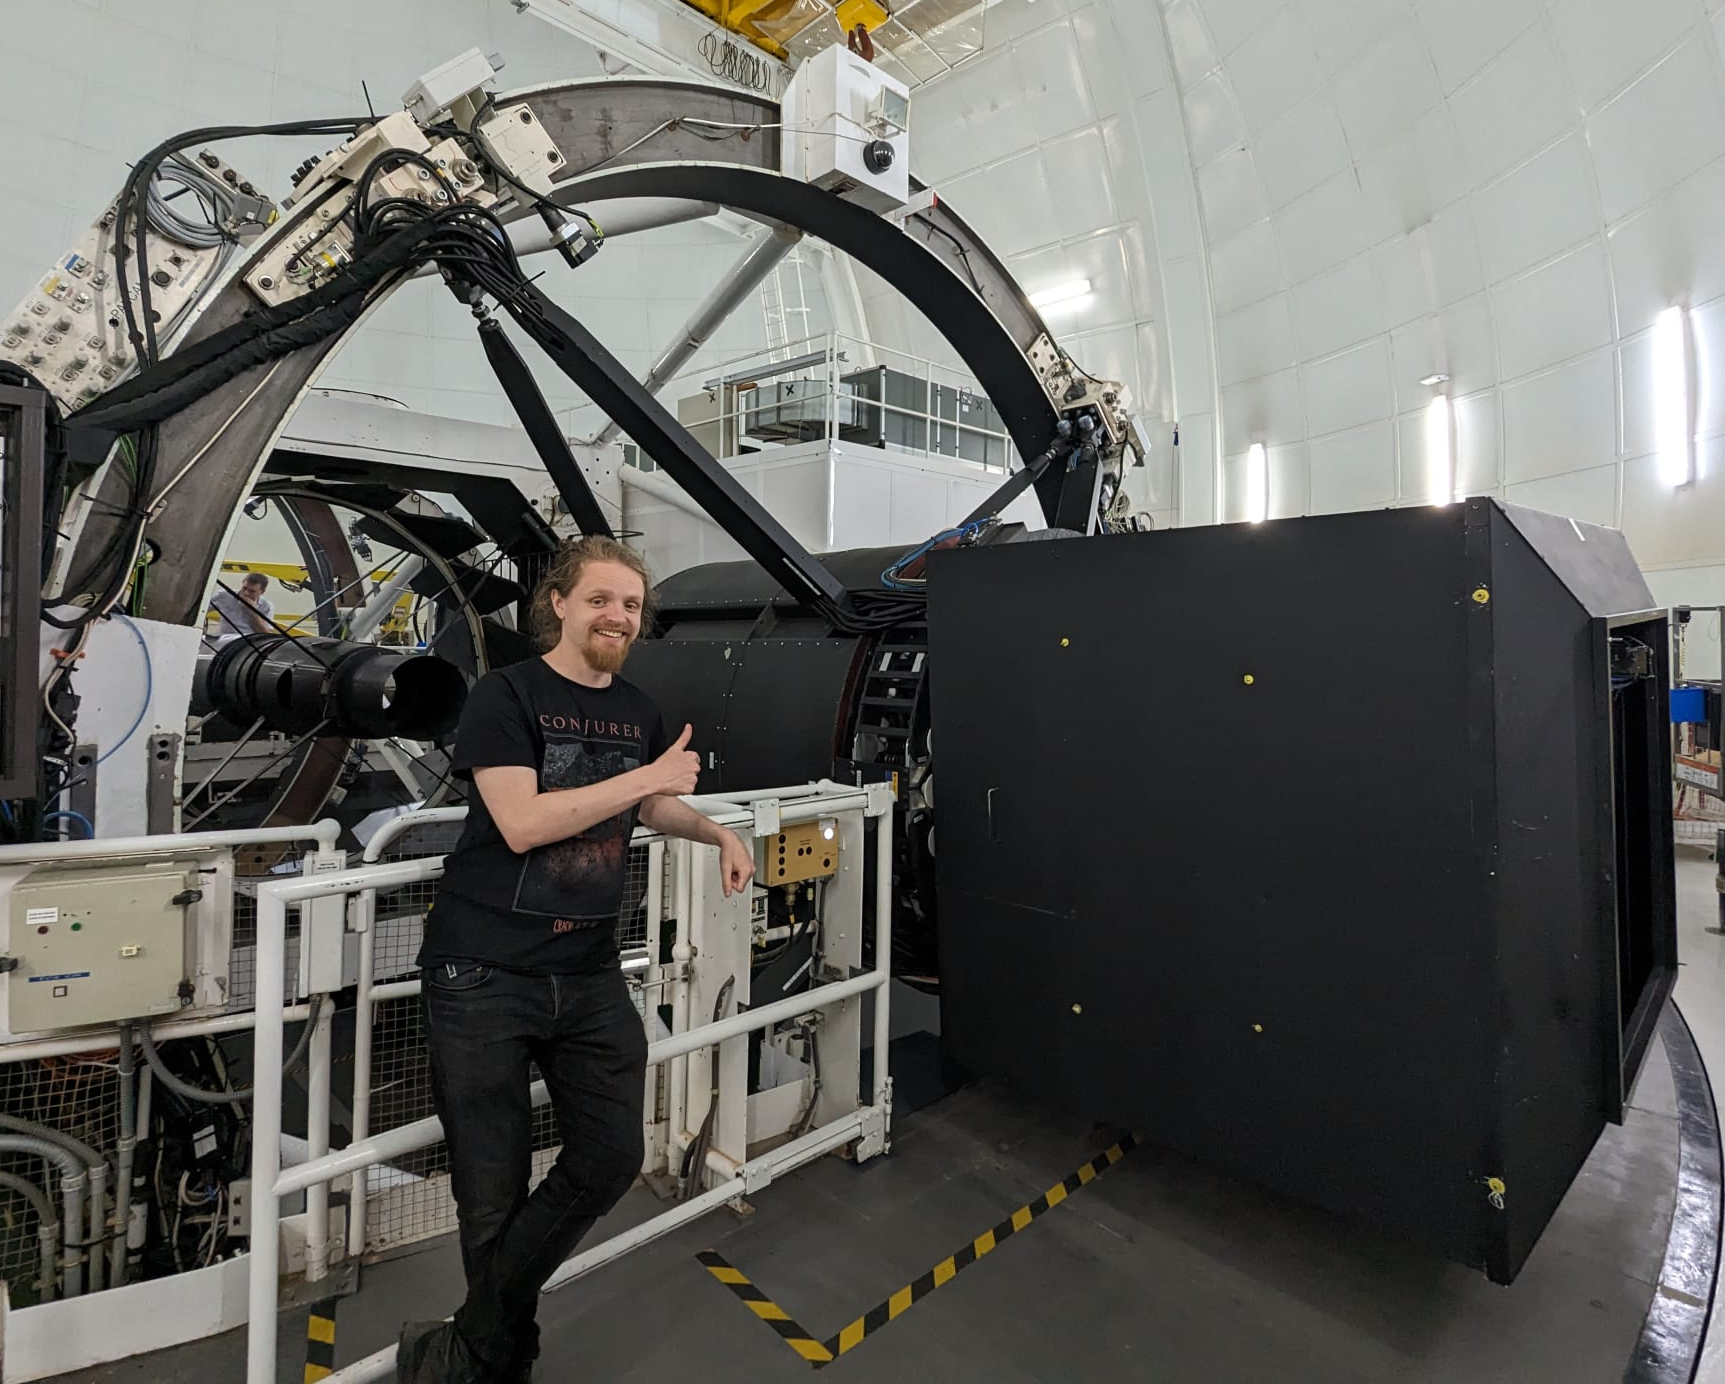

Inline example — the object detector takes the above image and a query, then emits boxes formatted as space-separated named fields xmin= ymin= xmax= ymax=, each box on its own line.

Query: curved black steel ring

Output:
xmin=68 ymin=77 xmax=1072 ymax=627
xmin=1626 ymin=999 xmax=1724 ymax=1383
xmin=563 ymin=163 xmax=1066 ymax=519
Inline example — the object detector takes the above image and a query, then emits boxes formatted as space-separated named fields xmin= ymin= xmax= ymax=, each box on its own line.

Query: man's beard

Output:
xmin=582 ymin=628 xmax=632 ymax=672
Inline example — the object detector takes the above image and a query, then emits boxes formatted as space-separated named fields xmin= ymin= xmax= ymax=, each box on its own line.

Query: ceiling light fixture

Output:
xmin=1029 ymin=279 xmax=1092 ymax=309
xmin=1246 ymin=442 xmax=1267 ymax=524
xmin=1425 ymin=395 xmax=1454 ymax=507
xmin=1655 ymin=306 xmax=1697 ymax=488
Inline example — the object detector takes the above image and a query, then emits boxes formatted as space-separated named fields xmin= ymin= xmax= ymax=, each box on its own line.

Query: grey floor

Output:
xmin=54 ymin=1033 xmax=1683 ymax=1384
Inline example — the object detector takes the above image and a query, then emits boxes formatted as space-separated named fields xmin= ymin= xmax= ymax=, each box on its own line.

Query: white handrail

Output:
xmin=0 ymin=819 xmax=342 ymax=864
xmin=246 ymin=785 xmax=892 ymax=1384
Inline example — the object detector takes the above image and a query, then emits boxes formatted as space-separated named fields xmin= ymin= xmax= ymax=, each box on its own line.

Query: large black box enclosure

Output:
xmin=927 ymin=499 xmax=1677 ymax=1282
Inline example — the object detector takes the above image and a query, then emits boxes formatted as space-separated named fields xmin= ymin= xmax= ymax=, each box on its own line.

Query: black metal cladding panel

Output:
xmin=1496 ymin=503 xmax=1657 ymax=617
xmin=722 ymin=637 xmax=860 ymax=793
xmin=625 ymin=634 xmax=740 ymax=792
xmin=654 ymin=547 xmax=914 ymax=617
xmin=627 ymin=627 xmax=859 ymax=795
xmin=928 ymin=508 xmax=1503 ymax=1269
xmin=1483 ymin=503 xmax=1621 ymax=1280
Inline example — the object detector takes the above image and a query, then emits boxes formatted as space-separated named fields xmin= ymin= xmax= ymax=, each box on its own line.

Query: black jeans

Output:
xmin=423 ymin=962 xmax=647 ymax=1369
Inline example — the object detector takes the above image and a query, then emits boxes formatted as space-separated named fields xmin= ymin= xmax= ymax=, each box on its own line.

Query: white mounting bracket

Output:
xmin=856 ymin=1087 xmax=892 ymax=1161
xmin=752 ymin=798 xmax=783 ymax=838
xmin=865 ymin=781 xmax=896 ymax=819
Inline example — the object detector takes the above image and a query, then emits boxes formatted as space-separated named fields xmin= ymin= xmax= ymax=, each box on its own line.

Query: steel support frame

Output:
xmin=592 ymin=224 xmax=803 ymax=446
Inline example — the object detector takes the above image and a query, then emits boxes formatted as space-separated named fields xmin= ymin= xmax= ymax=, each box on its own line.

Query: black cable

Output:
xmin=114 ymin=118 xmax=370 ymax=371
xmin=52 ymin=117 xmax=368 ymax=632
xmin=698 ymin=31 xmax=774 ymax=93
xmin=912 ymin=215 xmax=984 ymax=295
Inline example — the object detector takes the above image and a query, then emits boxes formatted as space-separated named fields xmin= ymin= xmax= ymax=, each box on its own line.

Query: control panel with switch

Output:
xmin=3 ymin=864 xmax=198 ymax=1032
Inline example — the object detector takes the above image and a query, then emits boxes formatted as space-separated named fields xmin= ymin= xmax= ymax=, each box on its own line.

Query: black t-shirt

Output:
xmin=418 ymin=659 xmax=669 ymax=975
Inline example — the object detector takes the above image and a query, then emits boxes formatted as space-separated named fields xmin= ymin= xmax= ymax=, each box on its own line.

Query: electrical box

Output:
xmin=5 ymin=864 xmax=197 ymax=1032
xmin=780 ymin=44 xmax=911 ymax=214
xmin=402 ymin=47 xmax=503 ymax=125
xmin=765 ymin=821 xmax=839 ymax=886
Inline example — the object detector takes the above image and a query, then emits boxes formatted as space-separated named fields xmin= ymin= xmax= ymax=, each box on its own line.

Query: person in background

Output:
xmin=398 ymin=535 xmax=756 ymax=1384
xmin=210 ymin=572 xmax=274 ymax=641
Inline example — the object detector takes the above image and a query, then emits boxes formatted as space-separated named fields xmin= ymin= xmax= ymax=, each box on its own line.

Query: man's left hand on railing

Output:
xmin=638 ymin=795 xmax=757 ymax=898
xmin=718 ymin=830 xmax=756 ymax=898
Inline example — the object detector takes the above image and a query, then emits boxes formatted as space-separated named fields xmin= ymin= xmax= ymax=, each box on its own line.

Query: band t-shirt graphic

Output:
xmin=419 ymin=659 xmax=669 ymax=975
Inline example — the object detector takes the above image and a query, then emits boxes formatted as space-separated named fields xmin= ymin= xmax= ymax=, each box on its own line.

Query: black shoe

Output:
xmin=396 ymin=1320 xmax=490 ymax=1384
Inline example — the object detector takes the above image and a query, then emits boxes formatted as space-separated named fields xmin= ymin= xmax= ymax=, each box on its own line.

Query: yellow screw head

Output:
xmin=1472 ymin=587 xmax=1491 ymax=605
xmin=1060 ymin=637 xmax=1070 ymax=647
xmin=1252 ymin=1023 xmax=1263 ymax=1033
xmin=1071 ymin=1003 xmax=1083 ymax=1015
xmin=1243 ymin=674 xmax=1255 ymax=686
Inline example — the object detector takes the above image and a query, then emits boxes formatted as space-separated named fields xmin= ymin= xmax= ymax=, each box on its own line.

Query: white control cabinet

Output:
xmin=780 ymin=44 xmax=911 ymax=214
xmin=5 ymin=864 xmax=197 ymax=1032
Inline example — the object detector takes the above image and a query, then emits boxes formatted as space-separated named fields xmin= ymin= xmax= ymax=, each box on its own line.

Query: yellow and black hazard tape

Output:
xmin=821 ymin=1133 xmax=1138 ymax=1363
xmin=304 ymin=1297 xmax=338 ymax=1383
xmin=697 ymin=1250 xmax=836 ymax=1365
xmin=702 ymin=1132 xmax=1138 ymax=1369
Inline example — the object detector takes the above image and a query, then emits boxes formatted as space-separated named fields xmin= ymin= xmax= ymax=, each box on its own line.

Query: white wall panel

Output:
xmin=1620 ymin=443 xmax=1725 ymax=569
xmin=1454 ymin=391 xmax=1504 ymax=495
xmin=1296 ymin=0 xmax=1402 ymax=75
xmin=1198 ymin=148 xmax=1268 ymax=241
xmin=1376 ymin=211 xmax=1487 ymax=326
xmin=1178 ymin=413 xmax=1218 ymax=524
xmin=1609 ymin=162 xmax=1725 ymax=339
xmin=1551 ymin=0 xmax=1706 ymax=111
xmin=1183 ymin=72 xmax=1247 ymax=165
xmin=1267 ymin=441 xmax=1312 ymax=518
xmin=1226 ymin=8 xmax=1324 ymax=133
xmin=1491 ymin=241 xmax=1615 ymax=379
xmin=1203 ymin=0 xmax=1286 ymax=62
xmin=1501 ymin=351 xmax=1617 ymax=483
xmin=1216 ymin=293 xmax=1298 ymax=386
xmin=1354 ymin=109 xmax=1468 ymax=242
xmin=1471 ymin=134 xmax=1599 ymax=284
xmin=1302 ymin=338 xmax=1395 ymax=437
xmin=1209 ymin=220 xmax=1285 ymax=314
xmin=1588 ymin=33 xmax=1725 ymax=223
xmin=1331 ymin=17 xmax=1444 ymax=155
xmin=1292 ymin=257 xmax=1386 ymax=361
xmin=1388 ymin=294 xmax=1497 ymax=405
xmin=1448 ymin=24 xmax=1577 ymax=188
xmin=1255 ymin=94 xmax=1354 ymax=210
xmin=1275 ymin=173 xmax=1373 ymax=283
xmin=1413 ymin=0 xmax=1545 ymax=94
xmin=1503 ymin=461 xmax=1620 ymax=527
xmin=1310 ymin=421 xmax=1398 ymax=513
xmin=1164 ymin=0 xmax=1220 ymax=86
xmin=1221 ymin=368 xmax=1303 ymax=453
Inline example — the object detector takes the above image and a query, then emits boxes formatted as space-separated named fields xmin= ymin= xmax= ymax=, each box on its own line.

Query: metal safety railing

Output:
xmin=246 ymin=784 xmax=894 ymax=1384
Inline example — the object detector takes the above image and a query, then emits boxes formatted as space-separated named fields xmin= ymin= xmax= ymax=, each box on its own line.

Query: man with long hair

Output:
xmin=400 ymin=536 xmax=755 ymax=1383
